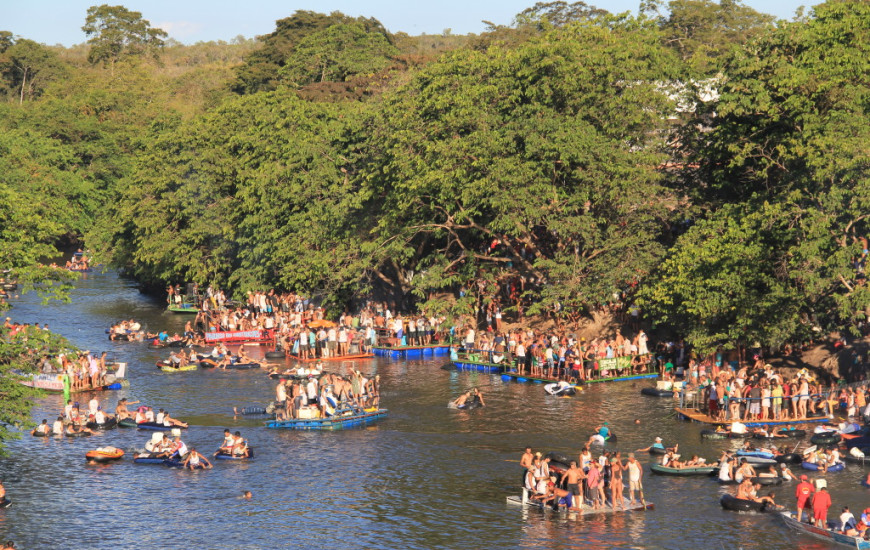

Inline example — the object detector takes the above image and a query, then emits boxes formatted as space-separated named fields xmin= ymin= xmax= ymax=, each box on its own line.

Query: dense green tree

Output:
xmin=643 ymin=0 xmax=775 ymax=75
xmin=231 ymin=10 xmax=391 ymax=94
xmin=361 ymin=15 xmax=678 ymax=315
xmin=642 ymin=0 xmax=870 ymax=350
xmin=82 ymin=4 xmax=168 ymax=72
xmin=0 ymin=38 xmax=67 ymax=102
xmin=279 ymin=22 xmax=398 ymax=85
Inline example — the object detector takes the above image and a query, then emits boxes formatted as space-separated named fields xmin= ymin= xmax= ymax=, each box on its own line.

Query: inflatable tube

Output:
xmin=237 ymin=407 xmax=267 ymax=415
xmin=215 ymin=448 xmax=255 ymax=460
xmin=801 ymin=461 xmax=845 ymax=472
xmin=133 ymin=454 xmax=165 ymax=465
xmin=720 ymin=493 xmax=776 ymax=512
xmin=641 ymin=387 xmax=673 ymax=397
xmin=737 ymin=450 xmax=775 ymax=459
xmin=544 ymin=383 xmax=576 ymax=397
xmin=117 ymin=418 xmax=138 ymax=428
xmin=775 ymin=453 xmax=802 ymax=464
xmin=224 ymin=362 xmax=258 ymax=370
xmin=810 ymin=433 xmax=840 ymax=446
xmin=163 ymin=457 xmax=207 ymax=470
xmin=753 ymin=476 xmax=784 ymax=486
xmin=65 ymin=429 xmax=92 ymax=437
xmin=545 ymin=451 xmax=571 ymax=465
xmin=753 ymin=429 xmax=806 ymax=440
xmin=650 ymin=464 xmax=716 ymax=476
xmin=264 ymin=351 xmax=286 ymax=359
xmin=31 ymin=429 xmax=51 ymax=437
xmin=148 ymin=339 xmax=186 ymax=349
xmin=136 ymin=422 xmax=180 ymax=431
xmin=85 ymin=418 xmax=117 ymax=431
xmin=648 ymin=447 xmax=667 ymax=456
xmin=701 ymin=430 xmax=747 ymax=439
xmin=85 ymin=448 xmax=124 ymax=462
xmin=740 ymin=457 xmax=778 ymax=466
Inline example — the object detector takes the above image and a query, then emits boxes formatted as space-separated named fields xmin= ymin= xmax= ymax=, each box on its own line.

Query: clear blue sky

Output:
xmin=2 ymin=0 xmax=812 ymax=46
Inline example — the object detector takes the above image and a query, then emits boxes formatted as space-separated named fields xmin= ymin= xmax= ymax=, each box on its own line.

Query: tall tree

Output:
xmin=0 ymin=38 xmax=67 ymax=103
xmin=231 ymin=10 xmax=391 ymax=94
xmin=82 ymin=4 xmax=167 ymax=73
xmin=643 ymin=0 xmax=870 ymax=350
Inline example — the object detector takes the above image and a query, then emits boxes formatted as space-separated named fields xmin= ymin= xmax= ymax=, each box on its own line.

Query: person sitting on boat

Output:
xmin=52 ymin=416 xmax=64 ymax=436
xmin=735 ymin=478 xmax=754 ymax=500
xmin=231 ymin=431 xmax=250 ymax=457
xmin=451 ymin=391 xmax=472 ymax=408
xmin=840 ymin=507 xmax=858 ymax=533
xmin=66 ymin=423 xmax=94 ymax=436
xmin=523 ymin=468 xmax=539 ymax=500
xmin=168 ymin=434 xmax=188 ymax=459
xmin=217 ymin=429 xmax=236 ymax=455
xmin=661 ymin=450 xmax=683 ymax=468
xmin=115 ymin=398 xmax=137 ymax=420
xmin=586 ymin=422 xmax=612 ymax=446
xmin=717 ymin=453 xmax=734 ymax=481
xmin=182 ymin=448 xmax=212 ymax=470
xmin=638 ymin=437 xmax=676 ymax=454
xmin=161 ymin=411 xmax=187 ymax=428
xmin=735 ymin=458 xmax=757 ymax=482
xmin=779 ymin=463 xmax=796 ymax=481
xmin=32 ymin=419 xmax=50 ymax=436
xmin=93 ymin=407 xmax=110 ymax=425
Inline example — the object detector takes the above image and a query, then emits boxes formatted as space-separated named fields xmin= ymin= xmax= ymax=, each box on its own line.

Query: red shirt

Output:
xmin=796 ymin=481 xmax=814 ymax=501
xmin=812 ymin=490 xmax=831 ymax=512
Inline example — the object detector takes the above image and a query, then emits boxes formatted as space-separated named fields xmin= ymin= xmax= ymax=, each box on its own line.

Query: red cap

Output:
xmin=800 ymin=475 xmax=808 ymax=480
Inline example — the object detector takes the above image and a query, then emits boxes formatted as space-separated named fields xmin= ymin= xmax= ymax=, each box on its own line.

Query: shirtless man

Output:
xmin=520 ymin=447 xmax=534 ymax=472
xmin=735 ymin=458 xmax=757 ymax=482
xmin=560 ymin=461 xmax=586 ymax=510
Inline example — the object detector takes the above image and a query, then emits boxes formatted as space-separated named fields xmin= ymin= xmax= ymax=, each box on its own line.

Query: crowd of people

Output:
xmin=272 ymin=369 xmax=380 ymax=421
xmin=520 ymin=446 xmax=645 ymax=512
xmin=687 ymin=358 xmax=870 ymax=422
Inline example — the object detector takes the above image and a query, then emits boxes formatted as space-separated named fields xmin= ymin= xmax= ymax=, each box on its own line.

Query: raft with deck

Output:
xmin=265 ymin=408 xmax=388 ymax=430
xmin=372 ymin=344 xmax=450 ymax=359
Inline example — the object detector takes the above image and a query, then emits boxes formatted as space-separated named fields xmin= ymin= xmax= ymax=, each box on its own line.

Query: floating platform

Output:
xmin=501 ymin=371 xmax=657 ymax=385
xmin=286 ymin=352 xmax=375 ymax=363
xmin=675 ymin=408 xmax=833 ymax=427
xmin=452 ymin=359 xmax=508 ymax=373
xmin=506 ymin=494 xmax=653 ymax=516
xmin=265 ymin=408 xmax=388 ymax=430
xmin=372 ymin=344 xmax=450 ymax=359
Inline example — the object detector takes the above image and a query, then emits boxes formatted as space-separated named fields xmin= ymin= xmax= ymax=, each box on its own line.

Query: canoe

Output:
xmin=801 ymin=461 xmax=845 ymax=472
xmin=720 ymin=493 xmax=782 ymax=513
xmin=85 ymin=418 xmax=118 ymax=431
xmin=85 ymin=448 xmax=124 ymax=462
xmin=506 ymin=493 xmax=653 ymax=515
xmin=641 ymin=387 xmax=673 ymax=397
xmin=810 ymin=432 xmax=841 ymax=446
xmin=215 ymin=448 xmax=255 ymax=460
xmin=754 ymin=429 xmax=806 ymax=440
xmin=779 ymin=511 xmax=870 ymax=549
xmin=650 ymin=464 xmax=715 ymax=476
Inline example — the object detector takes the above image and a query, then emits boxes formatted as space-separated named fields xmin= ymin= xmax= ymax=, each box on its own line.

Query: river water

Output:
xmin=0 ymin=271 xmax=863 ymax=549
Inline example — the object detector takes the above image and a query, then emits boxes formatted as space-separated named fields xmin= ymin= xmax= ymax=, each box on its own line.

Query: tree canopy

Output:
xmin=82 ymin=4 xmax=168 ymax=70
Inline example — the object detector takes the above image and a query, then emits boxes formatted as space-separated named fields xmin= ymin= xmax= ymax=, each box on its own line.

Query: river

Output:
xmin=0 ymin=270 xmax=859 ymax=549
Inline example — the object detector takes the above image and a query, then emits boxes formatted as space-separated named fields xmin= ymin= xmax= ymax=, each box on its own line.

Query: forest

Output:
xmin=0 ymin=0 xmax=868 ymax=353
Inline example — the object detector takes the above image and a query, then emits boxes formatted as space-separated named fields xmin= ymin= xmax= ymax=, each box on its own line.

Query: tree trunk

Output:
xmin=19 ymin=67 xmax=27 ymax=104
